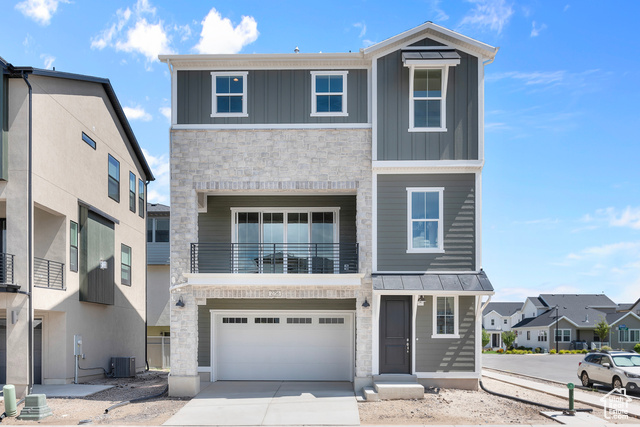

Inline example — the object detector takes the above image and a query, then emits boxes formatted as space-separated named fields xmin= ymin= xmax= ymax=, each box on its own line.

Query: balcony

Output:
xmin=0 ymin=253 xmax=14 ymax=284
xmin=34 ymin=257 xmax=65 ymax=290
xmin=186 ymin=242 xmax=363 ymax=287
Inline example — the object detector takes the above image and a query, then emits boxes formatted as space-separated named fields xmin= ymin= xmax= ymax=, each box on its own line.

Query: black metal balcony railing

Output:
xmin=0 ymin=253 xmax=15 ymax=284
xmin=191 ymin=243 xmax=359 ymax=274
xmin=34 ymin=257 xmax=65 ymax=290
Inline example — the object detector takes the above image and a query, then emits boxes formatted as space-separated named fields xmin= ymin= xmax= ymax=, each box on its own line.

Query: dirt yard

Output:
xmin=2 ymin=370 xmax=189 ymax=425
xmin=358 ymin=377 xmax=640 ymax=425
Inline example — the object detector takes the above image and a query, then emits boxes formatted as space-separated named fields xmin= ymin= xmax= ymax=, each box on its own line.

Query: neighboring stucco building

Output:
xmin=0 ymin=57 xmax=153 ymax=395
xmin=146 ymin=202 xmax=170 ymax=368
xmin=160 ymin=22 xmax=497 ymax=398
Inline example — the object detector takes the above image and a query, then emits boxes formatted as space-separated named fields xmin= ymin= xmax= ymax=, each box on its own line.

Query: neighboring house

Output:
xmin=159 ymin=21 xmax=497 ymax=398
xmin=0 ymin=57 xmax=153 ymax=396
xmin=511 ymin=294 xmax=640 ymax=351
xmin=482 ymin=302 xmax=522 ymax=348
xmin=146 ymin=203 xmax=170 ymax=368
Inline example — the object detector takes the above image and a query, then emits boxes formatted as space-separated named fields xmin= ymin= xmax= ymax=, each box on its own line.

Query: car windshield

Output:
xmin=612 ymin=355 xmax=640 ymax=367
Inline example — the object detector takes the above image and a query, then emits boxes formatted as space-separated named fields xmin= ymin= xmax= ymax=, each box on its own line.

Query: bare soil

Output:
xmin=358 ymin=377 xmax=640 ymax=425
xmin=2 ymin=370 xmax=189 ymax=425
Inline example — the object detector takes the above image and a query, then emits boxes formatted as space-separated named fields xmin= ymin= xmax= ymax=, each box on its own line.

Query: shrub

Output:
xmin=506 ymin=350 xmax=513 ymax=354
xmin=497 ymin=348 xmax=504 ymax=354
xmin=550 ymin=349 xmax=557 ymax=354
xmin=534 ymin=347 xmax=542 ymax=354
xmin=634 ymin=343 xmax=640 ymax=354
xmin=581 ymin=349 xmax=589 ymax=354
xmin=601 ymin=346 xmax=612 ymax=351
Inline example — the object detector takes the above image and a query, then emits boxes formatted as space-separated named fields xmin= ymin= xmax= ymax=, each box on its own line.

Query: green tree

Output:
xmin=594 ymin=317 xmax=610 ymax=343
xmin=482 ymin=329 xmax=491 ymax=347
xmin=502 ymin=331 xmax=516 ymax=350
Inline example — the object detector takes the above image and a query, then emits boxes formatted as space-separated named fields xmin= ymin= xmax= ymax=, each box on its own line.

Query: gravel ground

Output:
xmin=2 ymin=371 xmax=189 ymax=425
xmin=358 ymin=377 xmax=640 ymax=425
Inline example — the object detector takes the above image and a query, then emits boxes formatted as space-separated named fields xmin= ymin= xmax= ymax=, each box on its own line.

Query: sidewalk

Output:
xmin=482 ymin=369 xmax=640 ymax=418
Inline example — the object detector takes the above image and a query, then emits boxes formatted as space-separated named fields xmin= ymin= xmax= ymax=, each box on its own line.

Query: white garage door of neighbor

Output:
xmin=213 ymin=311 xmax=354 ymax=381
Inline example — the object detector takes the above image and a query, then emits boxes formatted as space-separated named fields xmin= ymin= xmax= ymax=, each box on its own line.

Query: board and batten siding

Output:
xmin=377 ymin=174 xmax=475 ymax=272
xmin=177 ymin=69 xmax=368 ymax=125
xmin=198 ymin=298 xmax=356 ymax=367
xmin=377 ymin=38 xmax=479 ymax=161
xmin=415 ymin=295 xmax=475 ymax=372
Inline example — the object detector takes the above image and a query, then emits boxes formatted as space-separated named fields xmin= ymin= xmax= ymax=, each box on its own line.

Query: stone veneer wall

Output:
xmin=170 ymin=129 xmax=373 ymax=384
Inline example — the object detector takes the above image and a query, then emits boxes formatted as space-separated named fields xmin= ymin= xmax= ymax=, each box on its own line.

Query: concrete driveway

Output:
xmin=163 ymin=381 xmax=360 ymax=426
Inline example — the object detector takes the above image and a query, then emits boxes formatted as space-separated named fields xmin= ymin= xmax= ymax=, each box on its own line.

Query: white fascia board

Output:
xmin=609 ymin=311 xmax=640 ymax=326
xmin=373 ymin=289 xmax=494 ymax=296
xmin=184 ymin=273 xmax=365 ymax=286
xmin=364 ymin=22 xmax=497 ymax=60
xmin=373 ymin=160 xmax=484 ymax=174
xmin=171 ymin=123 xmax=371 ymax=131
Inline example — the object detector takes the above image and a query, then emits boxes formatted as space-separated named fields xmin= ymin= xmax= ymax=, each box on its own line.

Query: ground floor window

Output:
xmin=538 ymin=330 xmax=547 ymax=341
xmin=619 ymin=329 xmax=640 ymax=343
xmin=432 ymin=295 xmax=458 ymax=338
xmin=554 ymin=329 xmax=571 ymax=342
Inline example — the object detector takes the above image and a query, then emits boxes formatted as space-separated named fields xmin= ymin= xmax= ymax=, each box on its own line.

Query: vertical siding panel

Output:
xmin=468 ymin=57 xmax=479 ymax=160
xmin=454 ymin=57 xmax=467 ymax=160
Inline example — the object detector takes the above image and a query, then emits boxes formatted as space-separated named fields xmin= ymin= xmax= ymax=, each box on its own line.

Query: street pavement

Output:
xmin=482 ymin=353 xmax=586 ymax=385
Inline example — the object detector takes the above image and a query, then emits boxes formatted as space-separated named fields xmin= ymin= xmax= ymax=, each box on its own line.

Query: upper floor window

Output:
xmin=211 ymin=72 xmax=248 ymax=117
xmin=70 ymin=221 xmax=78 ymax=272
xmin=138 ymin=179 xmax=145 ymax=218
xmin=490 ymin=319 xmax=494 ymax=326
xmin=409 ymin=67 xmax=448 ymax=132
xmin=406 ymin=187 xmax=444 ymax=253
xmin=108 ymin=155 xmax=120 ymax=202
xmin=147 ymin=217 xmax=169 ymax=243
xmin=503 ymin=319 xmax=507 ymax=324
xmin=129 ymin=172 xmax=136 ymax=213
xmin=82 ymin=132 xmax=96 ymax=149
xmin=310 ymin=71 xmax=348 ymax=117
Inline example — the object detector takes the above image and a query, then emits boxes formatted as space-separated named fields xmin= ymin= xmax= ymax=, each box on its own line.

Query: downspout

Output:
xmin=21 ymin=72 xmax=34 ymax=394
xmin=144 ymin=180 xmax=150 ymax=370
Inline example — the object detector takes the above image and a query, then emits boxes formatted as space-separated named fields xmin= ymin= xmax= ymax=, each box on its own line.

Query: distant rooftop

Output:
xmin=147 ymin=202 xmax=170 ymax=213
xmin=483 ymin=302 xmax=522 ymax=317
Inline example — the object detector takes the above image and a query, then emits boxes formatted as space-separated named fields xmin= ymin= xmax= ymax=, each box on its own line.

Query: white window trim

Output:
xmin=408 ymin=65 xmax=449 ymax=132
xmin=431 ymin=295 xmax=459 ymax=339
xmin=406 ymin=187 xmax=444 ymax=253
xmin=619 ymin=329 xmax=640 ymax=342
xmin=554 ymin=328 xmax=571 ymax=342
xmin=211 ymin=71 xmax=249 ymax=118
xmin=310 ymin=71 xmax=348 ymax=117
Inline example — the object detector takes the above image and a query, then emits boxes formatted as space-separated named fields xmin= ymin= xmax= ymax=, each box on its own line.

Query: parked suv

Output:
xmin=577 ymin=351 xmax=640 ymax=391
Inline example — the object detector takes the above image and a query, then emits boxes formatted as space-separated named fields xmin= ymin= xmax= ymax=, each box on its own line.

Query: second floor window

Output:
xmin=406 ymin=187 xmax=444 ymax=253
xmin=310 ymin=71 xmax=348 ymax=116
xmin=108 ymin=155 xmax=120 ymax=202
xmin=129 ymin=172 xmax=136 ymax=213
xmin=147 ymin=217 xmax=169 ymax=243
xmin=211 ymin=72 xmax=248 ymax=117
xmin=409 ymin=67 xmax=448 ymax=132
xmin=70 ymin=221 xmax=78 ymax=272
xmin=138 ymin=179 xmax=145 ymax=218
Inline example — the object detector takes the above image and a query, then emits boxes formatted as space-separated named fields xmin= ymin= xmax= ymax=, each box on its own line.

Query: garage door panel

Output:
xmin=214 ymin=312 xmax=353 ymax=381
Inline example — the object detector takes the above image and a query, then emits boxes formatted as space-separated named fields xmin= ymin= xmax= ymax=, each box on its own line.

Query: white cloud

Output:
xmin=353 ymin=22 xmax=367 ymax=38
xmin=579 ymin=206 xmax=640 ymax=230
xmin=487 ymin=70 xmax=565 ymax=86
xmin=159 ymin=107 xmax=171 ymax=122
xmin=142 ymin=149 xmax=169 ymax=204
xmin=175 ymin=23 xmax=192 ymax=42
xmin=530 ymin=21 xmax=547 ymax=37
xmin=15 ymin=0 xmax=68 ymax=26
xmin=40 ymin=54 xmax=55 ymax=69
xmin=428 ymin=0 xmax=449 ymax=21
xmin=123 ymin=106 xmax=152 ymax=121
xmin=194 ymin=8 xmax=258 ymax=54
xmin=458 ymin=0 xmax=514 ymax=35
xmin=563 ymin=4 xmax=570 ymax=12
xmin=362 ymin=39 xmax=376 ymax=48
xmin=91 ymin=0 xmax=173 ymax=69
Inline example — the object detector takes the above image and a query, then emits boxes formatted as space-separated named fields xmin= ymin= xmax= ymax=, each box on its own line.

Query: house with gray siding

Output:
xmin=159 ymin=22 xmax=497 ymax=398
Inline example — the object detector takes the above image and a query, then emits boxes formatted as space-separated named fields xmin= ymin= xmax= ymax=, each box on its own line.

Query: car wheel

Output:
xmin=612 ymin=377 xmax=623 ymax=390
xmin=581 ymin=372 xmax=592 ymax=387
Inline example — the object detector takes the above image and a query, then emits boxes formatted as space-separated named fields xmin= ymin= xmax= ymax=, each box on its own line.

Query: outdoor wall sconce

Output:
xmin=99 ymin=260 xmax=108 ymax=270
xmin=362 ymin=299 xmax=370 ymax=308
xmin=417 ymin=296 xmax=426 ymax=306
xmin=175 ymin=296 xmax=185 ymax=308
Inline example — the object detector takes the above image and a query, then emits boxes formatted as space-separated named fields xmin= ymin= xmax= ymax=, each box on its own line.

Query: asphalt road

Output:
xmin=482 ymin=353 xmax=585 ymax=385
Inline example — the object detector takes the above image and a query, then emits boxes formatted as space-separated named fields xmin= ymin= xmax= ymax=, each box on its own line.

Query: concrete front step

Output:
xmin=372 ymin=374 xmax=418 ymax=383
xmin=363 ymin=387 xmax=379 ymax=402
xmin=373 ymin=382 xmax=424 ymax=400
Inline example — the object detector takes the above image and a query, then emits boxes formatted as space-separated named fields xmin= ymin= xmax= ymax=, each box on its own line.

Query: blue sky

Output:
xmin=1 ymin=0 xmax=639 ymax=304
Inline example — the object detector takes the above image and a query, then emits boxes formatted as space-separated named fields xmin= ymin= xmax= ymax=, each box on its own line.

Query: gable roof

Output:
xmin=483 ymin=302 xmax=522 ymax=317
xmin=512 ymin=294 xmax=617 ymax=329
xmin=540 ymin=294 xmax=617 ymax=309
xmin=526 ymin=296 xmax=547 ymax=309
xmin=1 ymin=57 xmax=154 ymax=181
xmin=362 ymin=21 xmax=498 ymax=59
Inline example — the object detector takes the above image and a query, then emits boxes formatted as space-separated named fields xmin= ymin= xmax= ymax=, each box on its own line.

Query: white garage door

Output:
xmin=213 ymin=311 xmax=354 ymax=381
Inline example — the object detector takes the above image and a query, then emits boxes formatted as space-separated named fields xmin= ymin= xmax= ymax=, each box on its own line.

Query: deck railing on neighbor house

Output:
xmin=0 ymin=253 xmax=15 ymax=284
xmin=190 ymin=243 xmax=359 ymax=274
xmin=34 ymin=257 xmax=65 ymax=290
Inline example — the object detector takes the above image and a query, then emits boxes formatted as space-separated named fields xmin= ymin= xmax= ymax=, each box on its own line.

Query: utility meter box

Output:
xmin=73 ymin=335 xmax=83 ymax=356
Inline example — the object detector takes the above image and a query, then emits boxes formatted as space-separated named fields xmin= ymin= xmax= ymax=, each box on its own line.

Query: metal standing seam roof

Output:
xmin=372 ymin=271 xmax=493 ymax=292
xmin=401 ymin=49 xmax=461 ymax=63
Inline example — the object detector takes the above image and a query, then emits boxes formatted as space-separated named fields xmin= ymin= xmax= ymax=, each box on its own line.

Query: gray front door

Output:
xmin=379 ymin=296 xmax=411 ymax=374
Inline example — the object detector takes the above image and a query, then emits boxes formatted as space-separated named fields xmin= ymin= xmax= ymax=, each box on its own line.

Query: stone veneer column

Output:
xmin=168 ymin=131 xmax=201 ymax=397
